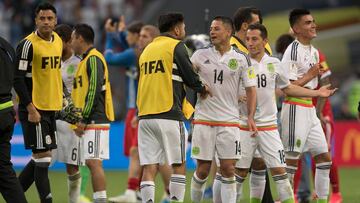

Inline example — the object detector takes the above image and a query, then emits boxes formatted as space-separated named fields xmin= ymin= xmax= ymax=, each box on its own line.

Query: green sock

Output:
xmin=80 ymin=166 xmax=90 ymax=195
xmin=250 ymin=197 xmax=262 ymax=203
xmin=282 ymin=198 xmax=295 ymax=203
xmin=317 ymin=199 xmax=328 ymax=203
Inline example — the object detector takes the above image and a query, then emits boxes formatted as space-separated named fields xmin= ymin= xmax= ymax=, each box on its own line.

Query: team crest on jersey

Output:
xmin=247 ymin=66 xmax=256 ymax=79
xmin=228 ymin=58 xmax=238 ymax=70
xmin=45 ymin=135 xmax=52 ymax=145
xmin=267 ymin=63 xmax=275 ymax=73
xmin=296 ymin=139 xmax=301 ymax=148
xmin=192 ymin=146 xmax=200 ymax=155
xmin=67 ymin=65 xmax=75 ymax=74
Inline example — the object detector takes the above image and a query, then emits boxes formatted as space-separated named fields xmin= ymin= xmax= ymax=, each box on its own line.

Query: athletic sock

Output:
xmin=250 ymin=169 xmax=266 ymax=203
xmin=169 ymin=174 xmax=186 ymax=202
xmin=34 ymin=157 xmax=52 ymax=203
xmin=68 ymin=172 xmax=81 ymax=203
xmin=128 ymin=177 xmax=140 ymax=190
xmin=18 ymin=158 xmax=35 ymax=191
xmin=221 ymin=176 xmax=236 ymax=203
xmin=235 ymin=173 xmax=246 ymax=202
xmin=273 ymin=173 xmax=295 ymax=203
xmin=190 ymin=172 xmax=207 ymax=203
xmin=315 ymin=162 xmax=331 ymax=201
xmin=140 ymin=181 xmax=155 ymax=203
xmin=212 ymin=173 xmax=222 ymax=203
xmin=286 ymin=165 xmax=297 ymax=188
xmin=93 ymin=190 xmax=107 ymax=203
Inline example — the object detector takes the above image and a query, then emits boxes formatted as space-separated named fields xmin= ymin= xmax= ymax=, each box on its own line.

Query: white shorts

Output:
xmin=280 ymin=103 xmax=328 ymax=157
xmin=191 ymin=124 xmax=241 ymax=161
xmin=236 ymin=129 xmax=286 ymax=169
xmin=138 ymin=119 xmax=187 ymax=165
xmin=52 ymin=120 xmax=84 ymax=166
xmin=82 ymin=124 xmax=110 ymax=160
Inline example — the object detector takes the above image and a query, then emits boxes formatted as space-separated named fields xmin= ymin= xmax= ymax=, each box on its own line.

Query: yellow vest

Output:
xmin=26 ymin=32 xmax=63 ymax=110
xmin=230 ymin=36 xmax=273 ymax=56
xmin=72 ymin=48 xmax=114 ymax=121
xmin=137 ymin=36 xmax=180 ymax=116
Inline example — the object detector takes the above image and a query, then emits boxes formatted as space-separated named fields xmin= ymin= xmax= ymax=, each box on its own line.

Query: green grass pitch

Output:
xmin=1 ymin=168 xmax=358 ymax=202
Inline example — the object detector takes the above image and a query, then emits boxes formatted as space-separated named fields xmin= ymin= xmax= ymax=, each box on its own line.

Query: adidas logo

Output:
xmin=204 ymin=59 xmax=210 ymax=64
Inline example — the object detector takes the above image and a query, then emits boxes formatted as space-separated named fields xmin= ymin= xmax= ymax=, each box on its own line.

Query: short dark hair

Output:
xmin=35 ymin=2 xmax=57 ymax=16
xmin=289 ymin=9 xmax=311 ymax=28
xmin=213 ymin=16 xmax=234 ymax=33
xmin=54 ymin=24 xmax=72 ymax=43
xmin=74 ymin=24 xmax=94 ymax=44
xmin=233 ymin=7 xmax=262 ymax=32
xmin=275 ymin=34 xmax=295 ymax=55
xmin=158 ymin=13 xmax=184 ymax=33
xmin=127 ymin=21 xmax=144 ymax=34
xmin=248 ymin=23 xmax=268 ymax=39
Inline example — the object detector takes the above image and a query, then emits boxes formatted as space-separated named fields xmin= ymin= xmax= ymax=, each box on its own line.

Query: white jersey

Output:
xmin=61 ymin=54 xmax=80 ymax=92
xmin=282 ymin=39 xmax=319 ymax=89
xmin=191 ymin=46 xmax=256 ymax=125
xmin=239 ymin=54 xmax=290 ymax=127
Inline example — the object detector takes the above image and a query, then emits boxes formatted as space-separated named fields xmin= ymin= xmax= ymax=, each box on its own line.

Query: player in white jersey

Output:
xmin=52 ymin=24 xmax=83 ymax=203
xmin=190 ymin=16 xmax=257 ymax=203
xmin=281 ymin=9 xmax=335 ymax=203
xmin=235 ymin=23 xmax=336 ymax=203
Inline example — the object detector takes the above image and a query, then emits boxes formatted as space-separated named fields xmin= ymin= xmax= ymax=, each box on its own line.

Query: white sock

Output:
xmin=93 ymin=190 xmax=107 ymax=203
xmin=68 ymin=172 xmax=81 ymax=203
xmin=286 ymin=165 xmax=297 ymax=188
xmin=250 ymin=170 xmax=266 ymax=201
xmin=235 ymin=173 xmax=246 ymax=202
xmin=221 ymin=176 xmax=236 ymax=203
xmin=169 ymin=174 xmax=186 ymax=202
xmin=212 ymin=173 xmax=222 ymax=203
xmin=315 ymin=162 xmax=331 ymax=200
xmin=273 ymin=173 xmax=294 ymax=202
xmin=190 ymin=172 xmax=207 ymax=203
xmin=140 ymin=181 xmax=155 ymax=203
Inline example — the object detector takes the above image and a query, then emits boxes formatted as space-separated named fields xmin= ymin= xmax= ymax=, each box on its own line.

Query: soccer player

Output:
xmin=71 ymin=23 xmax=115 ymax=203
xmin=281 ymin=9 xmax=333 ymax=203
xmin=231 ymin=7 xmax=273 ymax=202
xmin=0 ymin=36 xmax=27 ymax=203
xmin=104 ymin=19 xmax=143 ymax=203
xmin=52 ymin=24 xmax=83 ymax=203
xmin=137 ymin=12 xmax=209 ymax=203
xmin=236 ymin=23 xmax=336 ymax=203
xmin=13 ymin=3 xmax=64 ymax=202
xmin=190 ymin=16 xmax=257 ymax=203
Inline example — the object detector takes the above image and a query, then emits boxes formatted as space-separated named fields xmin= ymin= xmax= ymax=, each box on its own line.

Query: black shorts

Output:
xmin=19 ymin=110 xmax=57 ymax=151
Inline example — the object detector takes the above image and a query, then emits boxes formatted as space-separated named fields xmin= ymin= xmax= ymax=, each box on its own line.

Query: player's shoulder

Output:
xmin=264 ymin=54 xmax=281 ymax=64
xmin=69 ymin=54 xmax=81 ymax=64
xmin=232 ymin=47 xmax=251 ymax=66
xmin=283 ymin=40 xmax=300 ymax=61
xmin=192 ymin=45 xmax=213 ymax=57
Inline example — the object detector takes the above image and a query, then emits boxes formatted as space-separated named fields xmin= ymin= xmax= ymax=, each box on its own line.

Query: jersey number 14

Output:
xmin=214 ymin=69 xmax=224 ymax=84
